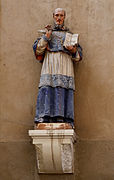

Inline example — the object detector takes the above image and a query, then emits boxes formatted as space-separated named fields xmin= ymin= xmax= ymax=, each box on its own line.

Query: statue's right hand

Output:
xmin=45 ymin=25 xmax=52 ymax=39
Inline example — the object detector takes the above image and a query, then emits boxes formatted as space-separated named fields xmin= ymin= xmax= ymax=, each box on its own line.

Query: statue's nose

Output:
xmin=58 ymin=15 xmax=61 ymax=19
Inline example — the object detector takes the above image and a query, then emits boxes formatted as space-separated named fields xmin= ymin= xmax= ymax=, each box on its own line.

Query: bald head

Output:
xmin=53 ymin=8 xmax=66 ymax=17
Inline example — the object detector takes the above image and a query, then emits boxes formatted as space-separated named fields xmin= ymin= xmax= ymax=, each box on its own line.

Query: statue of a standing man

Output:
xmin=33 ymin=8 xmax=82 ymax=128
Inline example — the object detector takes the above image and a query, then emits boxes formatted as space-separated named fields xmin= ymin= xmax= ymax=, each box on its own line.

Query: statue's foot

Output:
xmin=34 ymin=117 xmax=74 ymax=129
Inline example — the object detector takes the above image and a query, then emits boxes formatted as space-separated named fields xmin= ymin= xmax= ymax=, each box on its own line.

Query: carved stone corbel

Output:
xmin=29 ymin=123 xmax=76 ymax=174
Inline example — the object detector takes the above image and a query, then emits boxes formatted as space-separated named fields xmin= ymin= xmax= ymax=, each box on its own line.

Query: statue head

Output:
xmin=53 ymin=8 xmax=66 ymax=26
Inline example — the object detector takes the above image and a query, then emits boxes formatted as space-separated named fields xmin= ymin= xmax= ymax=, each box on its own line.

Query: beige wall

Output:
xmin=0 ymin=0 xmax=114 ymax=179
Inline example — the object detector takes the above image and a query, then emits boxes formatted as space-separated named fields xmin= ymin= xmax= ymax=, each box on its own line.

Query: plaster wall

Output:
xmin=0 ymin=0 xmax=114 ymax=179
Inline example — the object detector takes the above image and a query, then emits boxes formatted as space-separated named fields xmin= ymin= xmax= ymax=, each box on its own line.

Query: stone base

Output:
xmin=29 ymin=123 xmax=76 ymax=174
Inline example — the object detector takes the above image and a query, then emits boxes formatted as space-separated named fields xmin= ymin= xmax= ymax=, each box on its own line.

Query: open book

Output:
xmin=63 ymin=33 xmax=79 ymax=47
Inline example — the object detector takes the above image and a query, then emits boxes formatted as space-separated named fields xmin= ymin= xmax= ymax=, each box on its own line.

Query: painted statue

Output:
xmin=33 ymin=8 xmax=82 ymax=128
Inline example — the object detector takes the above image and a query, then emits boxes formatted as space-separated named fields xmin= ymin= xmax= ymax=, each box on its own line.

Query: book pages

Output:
xmin=63 ymin=33 xmax=79 ymax=47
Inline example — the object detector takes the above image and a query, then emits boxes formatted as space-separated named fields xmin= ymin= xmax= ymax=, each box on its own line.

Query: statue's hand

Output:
xmin=45 ymin=25 xmax=52 ymax=39
xmin=66 ymin=45 xmax=77 ymax=54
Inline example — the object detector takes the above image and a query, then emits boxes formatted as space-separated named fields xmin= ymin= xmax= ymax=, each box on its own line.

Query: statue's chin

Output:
xmin=53 ymin=21 xmax=64 ymax=29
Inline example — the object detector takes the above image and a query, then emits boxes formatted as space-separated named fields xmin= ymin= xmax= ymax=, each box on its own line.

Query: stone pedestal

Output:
xmin=29 ymin=123 xmax=76 ymax=174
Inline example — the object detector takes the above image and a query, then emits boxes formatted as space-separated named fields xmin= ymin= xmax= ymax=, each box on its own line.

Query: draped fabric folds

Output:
xmin=35 ymin=52 xmax=75 ymax=123
xmin=35 ymin=86 xmax=74 ymax=121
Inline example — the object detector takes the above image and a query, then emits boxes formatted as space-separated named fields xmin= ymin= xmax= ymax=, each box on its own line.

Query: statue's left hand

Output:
xmin=66 ymin=45 xmax=77 ymax=54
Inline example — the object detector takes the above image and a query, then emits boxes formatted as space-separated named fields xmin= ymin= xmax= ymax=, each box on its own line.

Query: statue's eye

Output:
xmin=55 ymin=14 xmax=64 ymax=17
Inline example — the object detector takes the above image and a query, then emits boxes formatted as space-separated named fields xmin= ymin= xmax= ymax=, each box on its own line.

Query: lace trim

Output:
xmin=39 ymin=74 xmax=75 ymax=90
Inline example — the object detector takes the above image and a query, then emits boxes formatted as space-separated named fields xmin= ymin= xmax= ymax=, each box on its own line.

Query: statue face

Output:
xmin=53 ymin=10 xmax=65 ymax=25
